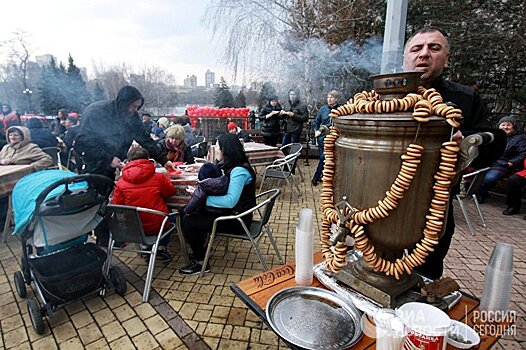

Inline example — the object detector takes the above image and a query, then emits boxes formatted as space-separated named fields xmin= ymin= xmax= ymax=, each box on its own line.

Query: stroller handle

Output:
xmin=35 ymin=174 xmax=114 ymax=208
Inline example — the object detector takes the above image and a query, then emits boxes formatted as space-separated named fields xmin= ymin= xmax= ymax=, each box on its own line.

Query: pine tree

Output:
xmin=214 ymin=77 xmax=235 ymax=108
xmin=234 ymin=90 xmax=247 ymax=107
xmin=66 ymin=54 xmax=91 ymax=113
xmin=257 ymin=82 xmax=277 ymax=108
xmin=38 ymin=57 xmax=66 ymax=114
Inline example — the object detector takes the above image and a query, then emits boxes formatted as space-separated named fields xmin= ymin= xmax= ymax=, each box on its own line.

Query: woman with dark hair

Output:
xmin=179 ymin=133 xmax=256 ymax=275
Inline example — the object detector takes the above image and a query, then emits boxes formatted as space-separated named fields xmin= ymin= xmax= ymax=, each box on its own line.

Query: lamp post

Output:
xmin=22 ymin=88 xmax=33 ymax=114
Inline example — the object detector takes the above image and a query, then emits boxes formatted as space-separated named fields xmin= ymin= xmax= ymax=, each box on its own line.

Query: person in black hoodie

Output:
xmin=281 ymin=88 xmax=308 ymax=146
xmin=258 ymin=96 xmax=282 ymax=146
xmin=25 ymin=118 xmax=59 ymax=149
xmin=75 ymin=86 xmax=175 ymax=245
xmin=75 ymin=85 xmax=174 ymax=180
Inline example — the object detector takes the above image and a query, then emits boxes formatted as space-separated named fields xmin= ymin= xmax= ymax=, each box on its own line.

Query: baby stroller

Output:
xmin=11 ymin=170 xmax=127 ymax=334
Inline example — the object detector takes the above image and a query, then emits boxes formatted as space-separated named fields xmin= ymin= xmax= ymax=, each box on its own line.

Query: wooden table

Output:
xmin=1 ymin=165 xmax=34 ymax=242
xmin=231 ymin=252 xmax=504 ymax=349
xmin=207 ymin=143 xmax=285 ymax=168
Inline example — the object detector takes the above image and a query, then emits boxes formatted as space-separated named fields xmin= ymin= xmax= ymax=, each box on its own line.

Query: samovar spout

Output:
xmin=328 ymin=196 xmax=355 ymax=246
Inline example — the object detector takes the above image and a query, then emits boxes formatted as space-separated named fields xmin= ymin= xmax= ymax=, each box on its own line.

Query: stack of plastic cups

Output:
xmin=480 ymin=242 xmax=514 ymax=314
xmin=295 ymin=208 xmax=314 ymax=286
xmin=374 ymin=309 xmax=406 ymax=350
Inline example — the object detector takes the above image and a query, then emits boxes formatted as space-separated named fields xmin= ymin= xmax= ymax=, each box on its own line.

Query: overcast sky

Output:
xmin=2 ymin=0 xmax=230 ymax=85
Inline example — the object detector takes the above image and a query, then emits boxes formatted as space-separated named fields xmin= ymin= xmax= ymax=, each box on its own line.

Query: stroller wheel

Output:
xmin=109 ymin=266 xmax=127 ymax=296
xmin=14 ymin=271 xmax=27 ymax=298
xmin=28 ymin=298 xmax=45 ymax=335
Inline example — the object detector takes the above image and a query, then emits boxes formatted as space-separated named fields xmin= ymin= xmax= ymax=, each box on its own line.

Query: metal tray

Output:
xmin=266 ymin=286 xmax=363 ymax=350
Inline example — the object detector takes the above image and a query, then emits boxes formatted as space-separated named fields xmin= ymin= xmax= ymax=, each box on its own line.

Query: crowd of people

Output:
xmin=0 ymin=27 xmax=524 ymax=282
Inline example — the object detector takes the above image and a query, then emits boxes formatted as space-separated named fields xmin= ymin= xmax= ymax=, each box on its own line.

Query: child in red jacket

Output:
xmin=112 ymin=147 xmax=177 ymax=261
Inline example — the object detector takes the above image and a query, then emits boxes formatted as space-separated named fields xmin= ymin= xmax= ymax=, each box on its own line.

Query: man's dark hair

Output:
xmin=127 ymin=147 xmax=149 ymax=161
xmin=406 ymin=26 xmax=451 ymax=50
xmin=217 ymin=133 xmax=249 ymax=172
xmin=182 ymin=116 xmax=191 ymax=125
xmin=142 ymin=113 xmax=152 ymax=118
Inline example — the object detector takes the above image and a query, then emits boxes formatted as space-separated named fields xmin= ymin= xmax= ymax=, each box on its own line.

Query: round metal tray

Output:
xmin=266 ymin=287 xmax=363 ymax=349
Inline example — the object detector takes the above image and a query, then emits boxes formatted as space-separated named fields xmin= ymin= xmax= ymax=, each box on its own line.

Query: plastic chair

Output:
xmin=201 ymin=189 xmax=284 ymax=276
xmin=259 ymin=152 xmax=302 ymax=198
xmin=455 ymin=167 xmax=490 ymax=235
xmin=104 ymin=204 xmax=182 ymax=302
xmin=41 ymin=146 xmax=62 ymax=169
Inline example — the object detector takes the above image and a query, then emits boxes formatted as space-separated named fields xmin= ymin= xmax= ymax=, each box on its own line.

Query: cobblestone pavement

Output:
xmin=0 ymin=160 xmax=524 ymax=349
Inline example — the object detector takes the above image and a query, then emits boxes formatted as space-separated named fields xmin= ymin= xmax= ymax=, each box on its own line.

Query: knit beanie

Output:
xmin=498 ymin=115 xmax=517 ymax=127
xmin=198 ymin=163 xmax=222 ymax=181
xmin=158 ymin=117 xmax=169 ymax=128
xmin=227 ymin=122 xmax=237 ymax=131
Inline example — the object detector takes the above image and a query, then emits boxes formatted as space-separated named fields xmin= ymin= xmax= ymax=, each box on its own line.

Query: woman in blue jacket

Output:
xmin=179 ymin=133 xmax=256 ymax=275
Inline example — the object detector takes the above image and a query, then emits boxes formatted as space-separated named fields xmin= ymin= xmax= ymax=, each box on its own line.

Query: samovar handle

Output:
xmin=454 ymin=132 xmax=495 ymax=184
xmin=328 ymin=197 xmax=356 ymax=246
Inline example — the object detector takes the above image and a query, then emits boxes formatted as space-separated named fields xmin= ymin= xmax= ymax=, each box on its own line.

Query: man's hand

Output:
xmin=314 ymin=130 xmax=322 ymax=138
xmin=508 ymin=162 xmax=513 ymax=167
xmin=452 ymin=130 xmax=463 ymax=142
xmin=164 ymin=160 xmax=177 ymax=171
xmin=110 ymin=157 xmax=124 ymax=169
xmin=186 ymin=185 xmax=196 ymax=194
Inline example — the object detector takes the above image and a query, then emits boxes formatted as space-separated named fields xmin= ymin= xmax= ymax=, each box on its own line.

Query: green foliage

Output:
xmin=38 ymin=55 xmax=91 ymax=114
xmin=214 ymin=77 xmax=235 ymax=107
xmin=92 ymin=81 xmax=106 ymax=101
xmin=234 ymin=90 xmax=247 ymax=107
xmin=257 ymin=82 xmax=277 ymax=108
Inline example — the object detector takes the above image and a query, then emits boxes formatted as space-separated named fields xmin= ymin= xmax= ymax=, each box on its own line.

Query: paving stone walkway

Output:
xmin=0 ymin=160 xmax=524 ymax=349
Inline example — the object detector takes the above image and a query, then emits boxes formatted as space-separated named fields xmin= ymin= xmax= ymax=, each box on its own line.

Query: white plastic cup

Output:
xmin=397 ymin=302 xmax=451 ymax=350
xmin=480 ymin=243 xmax=514 ymax=314
xmin=374 ymin=309 xmax=406 ymax=350
xmin=295 ymin=208 xmax=313 ymax=286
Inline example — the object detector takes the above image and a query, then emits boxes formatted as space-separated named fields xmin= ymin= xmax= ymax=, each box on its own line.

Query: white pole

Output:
xmin=381 ymin=0 xmax=409 ymax=74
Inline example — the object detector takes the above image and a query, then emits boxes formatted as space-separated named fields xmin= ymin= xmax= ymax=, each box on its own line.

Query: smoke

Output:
xmin=277 ymin=35 xmax=383 ymax=105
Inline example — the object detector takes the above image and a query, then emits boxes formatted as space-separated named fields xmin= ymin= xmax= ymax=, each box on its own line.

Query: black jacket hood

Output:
xmin=114 ymin=86 xmax=144 ymax=115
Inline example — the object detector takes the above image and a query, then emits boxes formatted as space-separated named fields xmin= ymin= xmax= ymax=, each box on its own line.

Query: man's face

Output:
xmin=327 ymin=94 xmax=337 ymax=106
xmin=289 ymin=91 xmax=297 ymax=102
xmin=127 ymin=99 xmax=142 ymax=115
xmin=403 ymin=31 xmax=450 ymax=86
xmin=270 ymin=100 xmax=278 ymax=107
xmin=143 ymin=115 xmax=150 ymax=122
xmin=228 ymin=128 xmax=237 ymax=135
xmin=2 ymin=105 xmax=8 ymax=113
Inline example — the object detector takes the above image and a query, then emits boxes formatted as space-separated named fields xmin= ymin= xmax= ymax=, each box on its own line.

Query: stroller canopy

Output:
xmin=12 ymin=170 xmax=104 ymax=248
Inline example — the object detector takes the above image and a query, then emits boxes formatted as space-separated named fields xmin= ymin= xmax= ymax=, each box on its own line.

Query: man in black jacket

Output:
xmin=281 ymin=89 xmax=308 ymax=146
xmin=75 ymin=86 xmax=174 ymax=179
xmin=402 ymin=26 xmax=505 ymax=279
xmin=75 ymin=86 xmax=175 ymax=245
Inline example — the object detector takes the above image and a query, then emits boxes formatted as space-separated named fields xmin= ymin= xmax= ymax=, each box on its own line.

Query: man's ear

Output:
xmin=444 ymin=52 xmax=450 ymax=68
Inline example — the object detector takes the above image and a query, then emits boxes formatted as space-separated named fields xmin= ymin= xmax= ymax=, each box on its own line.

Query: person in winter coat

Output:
xmin=0 ymin=104 xmax=21 ymax=132
xmin=153 ymin=117 xmax=170 ymax=139
xmin=142 ymin=113 xmax=155 ymax=134
xmin=0 ymin=126 xmax=53 ymax=170
xmin=477 ymin=115 xmax=526 ymax=203
xmin=182 ymin=116 xmax=197 ymax=147
xmin=25 ymin=118 xmax=59 ymax=149
xmin=281 ymin=88 xmax=308 ymax=146
xmin=63 ymin=117 xmax=80 ymax=151
xmin=179 ymin=133 xmax=256 ymax=275
xmin=503 ymin=158 xmax=526 ymax=217
xmin=227 ymin=122 xmax=252 ymax=143
xmin=111 ymin=147 xmax=177 ymax=262
xmin=258 ymin=96 xmax=283 ymax=147
xmin=74 ymin=85 xmax=174 ymax=181
xmin=311 ymin=90 xmax=340 ymax=186
xmin=183 ymin=163 xmax=229 ymax=215
xmin=49 ymin=109 xmax=67 ymax=137
xmin=157 ymin=125 xmax=195 ymax=164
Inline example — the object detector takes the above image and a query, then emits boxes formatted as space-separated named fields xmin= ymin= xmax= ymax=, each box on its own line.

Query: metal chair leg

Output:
xmin=175 ymin=214 xmax=189 ymax=263
xmin=456 ymin=195 xmax=475 ymax=235
xmin=472 ymin=194 xmax=487 ymax=229
xmin=143 ymin=246 xmax=158 ymax=302
xmin=265 ymin=226 xmax=283 ymax=264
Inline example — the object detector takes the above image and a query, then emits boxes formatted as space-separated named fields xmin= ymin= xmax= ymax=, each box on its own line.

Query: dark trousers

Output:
xmin=478 ymin=166 xmax=512 ymax=198
xmin=282 ymin=132 xmax=300 ymax=146
xmin=182 ymin=211 xmax=250 ymax=261
xmin=506 ymin=174 xmax=525 ymax=209
xmin=263 ymin=135 xmax=279 ymax=147
xmin=313 ymin=143 xmax=325 ymax=182
xmin=415 ymin=202 xmax=456 ymax=280
xmin=82 ymin=159 xmax=116 ymax=245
